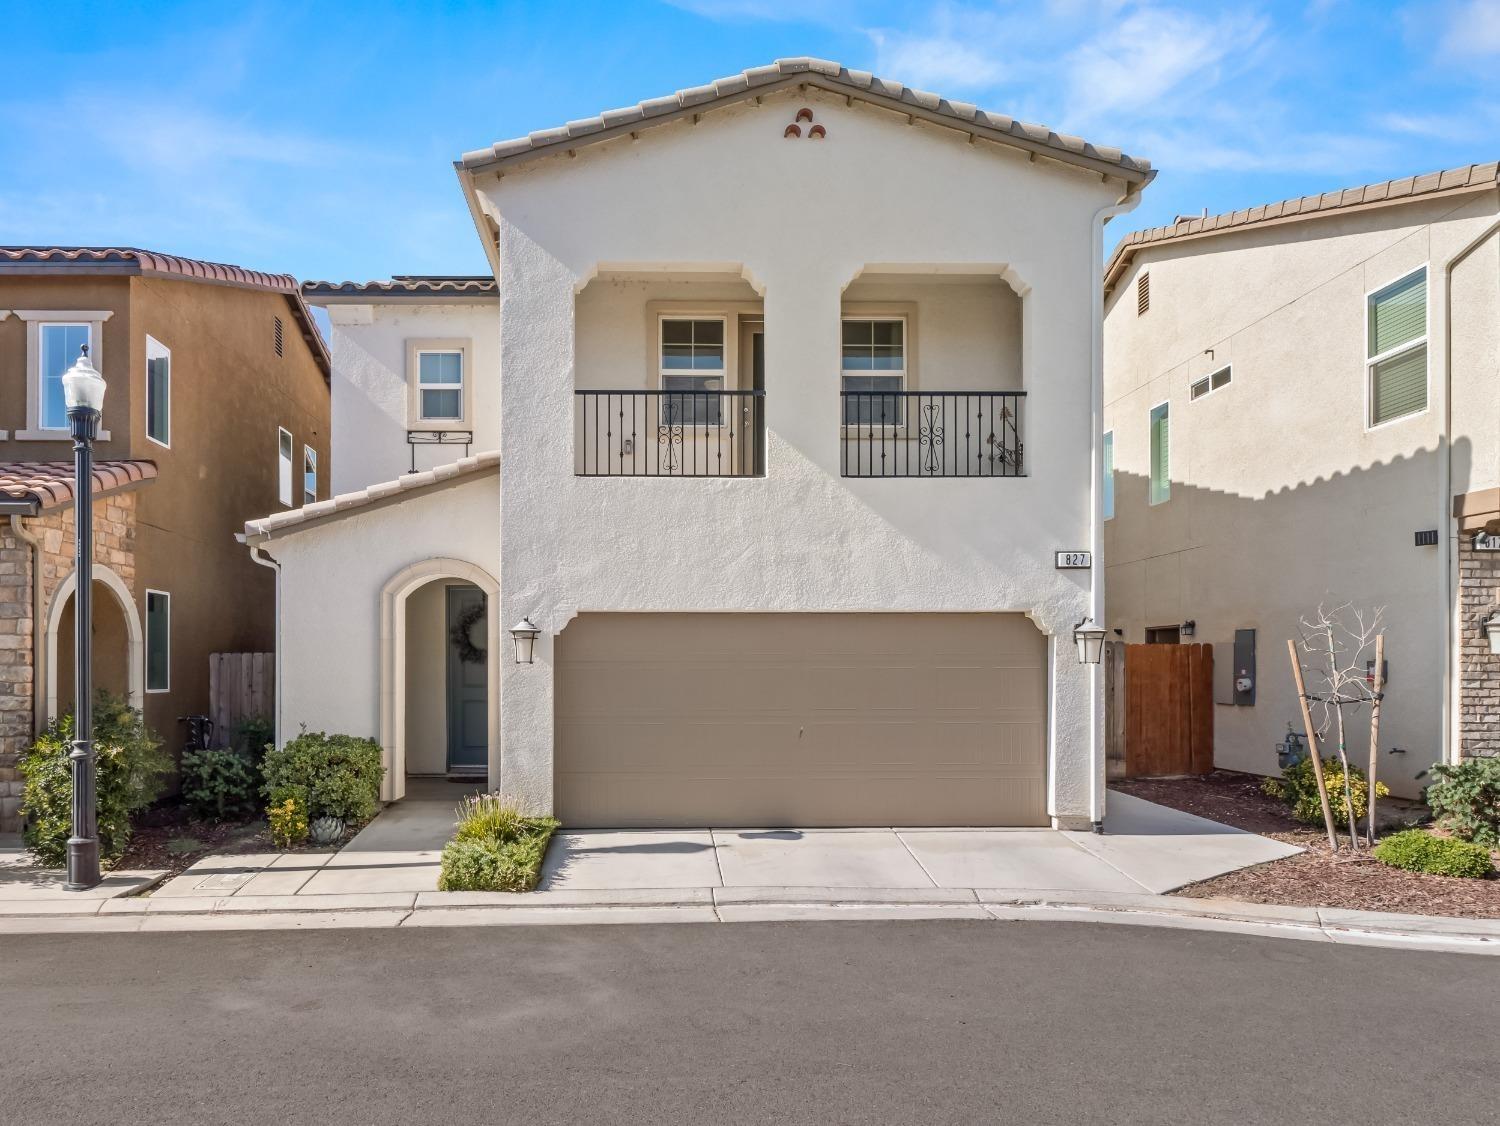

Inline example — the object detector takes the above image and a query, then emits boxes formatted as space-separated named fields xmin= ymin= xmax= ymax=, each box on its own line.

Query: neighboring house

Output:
xmin=1102 ymin=162 xmax=1500 ymax=797
xmin=0 ymin=248 xmax=330 ymax=832
xmin=246 ymin=58 xmax=1154 ymax=830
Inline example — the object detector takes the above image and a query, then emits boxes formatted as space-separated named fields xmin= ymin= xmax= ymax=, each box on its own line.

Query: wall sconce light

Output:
xmin=1073 ymin=618 xmax=1106 ymax=665
xmin=1181 ymin=620 xmax=1196 ymax=637
xmin=509 ymin=617 xmax=541 ymax=664
xmin=1485 ymin=610 xmax=1500 ymax=656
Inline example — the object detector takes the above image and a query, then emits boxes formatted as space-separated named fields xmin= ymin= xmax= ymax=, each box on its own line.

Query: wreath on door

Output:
xmin=449 ymin=602 xmax=487 ymax=664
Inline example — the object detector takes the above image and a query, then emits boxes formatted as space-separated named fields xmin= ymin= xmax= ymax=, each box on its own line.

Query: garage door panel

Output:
xmin=555 ymin=613 xmax=1047 ymax=827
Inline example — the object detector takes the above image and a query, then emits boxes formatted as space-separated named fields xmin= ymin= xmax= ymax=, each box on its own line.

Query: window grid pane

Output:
xmin=841 ymin=319 xmax=905 ymax=374
xmin=841 ymin=375 xmax=905 ymax=425
xmin=1370 ymin=343 xmax=1427 ymax=425
xmin=1369 ymin=270 xmax=1426 ymax=357
xmin=41 ymin=324 xmax=89 ymax=429
xmin=1103 ymin=432 xmax=1115 ymax=520
xmin=147 ymin=355 xmax=169 ymax=443
xmin=662 ymin=375 xmax=723 ymax=425
xmin=419 ymin=351 xmax=463 ymax=385
xmin=421 ymin=388 xmax=463 ymax=420
xmin=660 ymin=320 xmax=724 ymax=372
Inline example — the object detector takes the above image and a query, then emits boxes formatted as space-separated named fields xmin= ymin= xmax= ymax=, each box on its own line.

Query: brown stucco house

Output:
xmin=0 ymin=248 xmax=330 ymax=832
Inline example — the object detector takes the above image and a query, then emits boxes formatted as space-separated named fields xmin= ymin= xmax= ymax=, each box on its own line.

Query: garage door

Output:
xmin=555 ymin=612 xmax=1047 ymax=827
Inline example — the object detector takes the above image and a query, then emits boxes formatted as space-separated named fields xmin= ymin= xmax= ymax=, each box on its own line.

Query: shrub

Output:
xmin=1372 ymin=830 xmax=1493 ymax=879
xmin=233 ymin=715 xmax=275 ymax=766
xmin=1261 ymin=756 xmax=1389 ymax=829
xmin=19 ymin=692 xmax=171 ymax=867
xmin=262 ymin=730 xmax=384 ymax=825
xmin=437 ymin=794 xmax=558 ymax=892
xmin=267 ymin=792 xmax=309 ymax=849
xmin=1426 ymin=758 xmax=1500 ymax=849
xmin=179 ymin=748 xmax=260 ymax=822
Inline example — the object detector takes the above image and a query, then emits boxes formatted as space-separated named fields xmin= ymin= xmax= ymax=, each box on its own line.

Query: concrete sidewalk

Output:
xmin=1 ymin=834 xmax=164 ymax=905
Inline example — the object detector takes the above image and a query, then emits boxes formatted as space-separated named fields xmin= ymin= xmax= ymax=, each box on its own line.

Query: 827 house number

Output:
xmin=1055 ymin=551 xmax=1092 ymax=569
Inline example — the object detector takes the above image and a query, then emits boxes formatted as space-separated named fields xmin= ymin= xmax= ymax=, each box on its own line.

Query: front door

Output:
xmin=445 ymin=585 xmax=488 ymax=776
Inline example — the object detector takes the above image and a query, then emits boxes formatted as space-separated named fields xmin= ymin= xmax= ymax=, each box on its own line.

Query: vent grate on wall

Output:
xmin=274 ymin=315 xmax=284 ymax=357
xmin=1136 ymin=272 xmax=1150 ymax=316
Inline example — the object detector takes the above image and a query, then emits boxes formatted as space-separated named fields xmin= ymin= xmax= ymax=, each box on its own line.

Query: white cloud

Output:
xmin=1441 ymin=0 xmax=1500 ymax=56
xmin=868 ymin=30 xmax=1006 ymax=89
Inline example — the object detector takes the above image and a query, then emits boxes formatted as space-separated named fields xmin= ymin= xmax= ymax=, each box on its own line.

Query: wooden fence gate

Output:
xmin=208 ymin=652 xmax=274 ymax=748
xmin=1113 ymin=643 xmax=1214 ymax=777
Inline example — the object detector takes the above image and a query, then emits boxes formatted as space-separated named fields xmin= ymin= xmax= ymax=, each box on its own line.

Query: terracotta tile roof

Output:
xmin=458 ymin=57 xmax=1153 ymax=184
xmin=301 ymin=276 xmax=497 ymax=301
xmin=244 ymin=450 xmax=499 ymax=542
xmin=1104 ymin=161 xmax=1499 ymax=295
xmin=0 ymin=246 xmax=331 ymax=379
xmin=0 ymin=460 xmax=157 ymax=513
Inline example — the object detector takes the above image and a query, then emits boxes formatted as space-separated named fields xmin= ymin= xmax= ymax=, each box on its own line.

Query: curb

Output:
xmin=0 ymin=886 xmax=1496 ymax=952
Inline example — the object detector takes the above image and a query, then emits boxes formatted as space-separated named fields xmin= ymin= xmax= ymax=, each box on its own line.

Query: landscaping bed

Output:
xmin=1113 ymin=772 xmax=1500 ymax=919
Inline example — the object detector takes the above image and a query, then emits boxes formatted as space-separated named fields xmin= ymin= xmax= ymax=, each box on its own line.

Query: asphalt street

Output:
xmin=5 ymin=919 xmax=1496 ymax=1125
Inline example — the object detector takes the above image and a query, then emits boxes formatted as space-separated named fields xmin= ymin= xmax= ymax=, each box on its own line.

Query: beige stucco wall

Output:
xmin=1103 ymin=187 xmax=1499 ymax=797
xmin=403 ymin=579 xmax=449 ymax=776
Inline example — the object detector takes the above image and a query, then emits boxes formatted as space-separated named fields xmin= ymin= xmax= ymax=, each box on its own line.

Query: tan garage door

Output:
xmin=555 ymin=612 xmax=1047 ymax=827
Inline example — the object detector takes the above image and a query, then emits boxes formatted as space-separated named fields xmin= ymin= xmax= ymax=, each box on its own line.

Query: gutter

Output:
xmin=245 ymin=539 xmax=284 ymax=750
xmin=8 ymin=514 xmax=46 ymax=735
xmin=1087 ymin=181 xmax=1150 ymax=830
xmin=1439 ymin=207 xmax=1500 ymax=766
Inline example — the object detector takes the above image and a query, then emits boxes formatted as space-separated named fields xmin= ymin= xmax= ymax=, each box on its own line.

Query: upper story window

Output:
xmin=145 ymin=590 xmax=170 ymax=693
xmin=1149 ymin=402 xmax=1170 ymax=505
xmin=660 ymin=318 xmax=725 ymax=426
xmin=406 ymin=339 xmax=472 ymax=430
xmin=1102 ymin=430 xmax=1115 ymax=520
xmin=278 ymin=427 xmax=294 ymax=507
xmin=1190 ymin=365 xmax=1231 ymax=401
xmin=303 ymin=445 xmax=317 ymax=504
xmin=841 ymin=318 xmax=906 ymax=425
xmin=1136 ymin=272 xmax=1150 ymax=316
xmin=39 ymin=323 xmax=92 ymax=430
xmin=146 ymin=335 xmax=171 ymax=447
xmin=1367 ymin=266 xmax=1427 ymax=427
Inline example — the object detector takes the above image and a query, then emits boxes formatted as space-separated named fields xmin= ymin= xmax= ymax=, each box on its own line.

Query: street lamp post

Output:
xmin=63 ymin=345 xmax=106 ymax=891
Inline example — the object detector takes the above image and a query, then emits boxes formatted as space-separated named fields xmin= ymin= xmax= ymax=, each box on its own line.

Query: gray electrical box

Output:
xmin=1233 ymin=628 xmax=1257 ymax=706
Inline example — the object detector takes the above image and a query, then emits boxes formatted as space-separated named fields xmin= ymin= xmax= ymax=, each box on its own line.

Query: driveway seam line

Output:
xmin=709 ymin=828 xmax=728 ymax=889
xmin=1056 ymin=833 xmax=1155 ymax=894
xmin=893 ymin=831 xmax=942 ymax=889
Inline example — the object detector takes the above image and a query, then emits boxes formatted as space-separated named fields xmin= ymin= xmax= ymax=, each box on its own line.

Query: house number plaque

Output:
xmin=1055 ymin=551 xmax=1092 ymax=569
xmin=1476 ymin=533 xmax=1500 ymax=552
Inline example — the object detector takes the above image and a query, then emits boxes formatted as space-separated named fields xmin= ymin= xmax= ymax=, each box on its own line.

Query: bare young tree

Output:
xmin=1294 ymin=603 xmax=1386 ymax=852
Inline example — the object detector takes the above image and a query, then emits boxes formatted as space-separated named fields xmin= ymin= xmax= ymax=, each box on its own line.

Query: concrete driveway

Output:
xmin=538 ymin=793 xmax=1299 ymax=895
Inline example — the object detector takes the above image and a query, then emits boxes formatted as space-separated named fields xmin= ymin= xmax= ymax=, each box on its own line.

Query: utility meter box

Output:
xmin=1214 ymin=629 xmax=1257 ymax=706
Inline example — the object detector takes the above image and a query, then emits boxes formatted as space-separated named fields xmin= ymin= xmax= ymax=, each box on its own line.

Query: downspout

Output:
xmin=1087 ymin=184 xmax=1147 ymax=832
xmin=1439 ymin=210 xmax=1500 ymax=767
xmin=246 ymin=541 xmax=283 ymax=750
xmin=9 ymin=514 xmax=46 ymax=735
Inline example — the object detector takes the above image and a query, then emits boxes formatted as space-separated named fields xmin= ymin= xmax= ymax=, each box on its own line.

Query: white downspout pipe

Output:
xmin=247 ymin=541 xmax=284 ymax=750
xmin=1088 ymin=187 xmax=1145 ymax=831
xmin=1440 ymin=212 xmax=1500 ymax=767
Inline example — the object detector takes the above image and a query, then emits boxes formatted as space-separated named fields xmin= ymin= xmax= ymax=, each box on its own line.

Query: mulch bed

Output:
xmin=114 ymin=804 xmax=274 ymax=878
xmin=1113 ymin=772 xmax=1500 ymax=920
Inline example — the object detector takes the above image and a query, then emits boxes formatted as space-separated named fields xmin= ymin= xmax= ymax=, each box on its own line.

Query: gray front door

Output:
xmin=445 ymin=585 xmax=488 ymax=776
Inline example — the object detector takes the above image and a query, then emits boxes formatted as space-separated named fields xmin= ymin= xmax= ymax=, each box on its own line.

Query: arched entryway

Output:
xmin=45 ymin=566 xmax=145 ymax=720
xmin=379 ymin=558 xmax=500 ymax=802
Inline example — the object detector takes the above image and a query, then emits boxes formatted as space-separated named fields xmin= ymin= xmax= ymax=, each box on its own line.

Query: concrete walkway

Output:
xmin=0 ymin=834 xmax=163 ymax=905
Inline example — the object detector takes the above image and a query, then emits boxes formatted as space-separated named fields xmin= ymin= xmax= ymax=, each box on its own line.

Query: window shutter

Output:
xmin=1371 ymin=343 xmax=1428 ymax=425
xmin=1149 ymin=405 xmax=1170 ymax=504
xmin=1368 ymin=270 xmax=1425 ymax=357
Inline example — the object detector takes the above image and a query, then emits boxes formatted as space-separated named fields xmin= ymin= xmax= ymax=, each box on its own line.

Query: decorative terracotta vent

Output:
xmin=795 ymin=107 xmax=814 ymax=123
xmin=808 ymin=124 xmax=826 ymax=139
xmin=784 ymin=123 xmax=801 ymax=138
xmin=784 ymin=107 xmax=827 ymax=140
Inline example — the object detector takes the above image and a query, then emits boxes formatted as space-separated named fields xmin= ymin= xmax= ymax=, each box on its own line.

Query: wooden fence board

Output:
xmin=1124 ymin=643 xmax=1213 ymax=777
xmin=208 ymin=652 xmax=274 ymax=748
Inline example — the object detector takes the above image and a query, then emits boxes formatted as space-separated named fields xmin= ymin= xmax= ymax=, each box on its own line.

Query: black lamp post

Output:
xmin=62 ymin=344 xmax=106 ymax=890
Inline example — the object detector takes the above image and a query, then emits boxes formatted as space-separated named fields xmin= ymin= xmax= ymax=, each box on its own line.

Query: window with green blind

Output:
xmin=1102 ymin=430 xmax=1115 ymax=519
xmin=1367 ymin=267 xmax=1427 ymax=426
xmin=1149 ymin=403 xmax=1170 ymax=505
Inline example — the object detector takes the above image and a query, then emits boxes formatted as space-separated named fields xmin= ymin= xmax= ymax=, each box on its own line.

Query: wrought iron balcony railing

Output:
xmin=576 ymin=389 xmax=766 ymax=477
xmin=840 ymin=391 xmax=1025 ymax=477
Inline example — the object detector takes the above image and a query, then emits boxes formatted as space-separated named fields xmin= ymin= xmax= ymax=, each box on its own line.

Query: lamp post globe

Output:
xmin=64 ymin=344 xmax=105 ymax=891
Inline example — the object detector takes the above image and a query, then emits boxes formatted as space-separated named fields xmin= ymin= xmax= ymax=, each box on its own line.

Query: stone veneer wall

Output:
xmin=0 ymin=494 xmax=137 ymax=833
xmin=1459 ymin=534 xmax=1500 ymax=760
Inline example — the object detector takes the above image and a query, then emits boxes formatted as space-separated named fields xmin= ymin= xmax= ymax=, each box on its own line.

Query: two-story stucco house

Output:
xmin=1102 ymin=162 xmax=1499 ymax=797
xmin=246 ymin=59 xmax=1154 ymax=830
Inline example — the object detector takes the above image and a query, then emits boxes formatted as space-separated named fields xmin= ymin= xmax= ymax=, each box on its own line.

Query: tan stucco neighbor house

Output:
xmin=248 ymin=58 xmax=1156 ymax=830
xmin=1102 ymin=162 xmax=1499 ymax=797
xmin=0 ymin=248 xmax=331 ymax=832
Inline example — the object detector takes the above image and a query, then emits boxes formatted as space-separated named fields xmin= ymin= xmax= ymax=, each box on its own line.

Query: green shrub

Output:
xmin=1262 ymin=756 xmax=1390 ymax=828
xmin=233 ymin=715 xmax=275 ymax=766
xmin=1427 ymin=758 xmax=1500 ymax=848
xmin=437 ymin=795 xmax=558 ymax=892
xmin=1372 ymin=830 xmax=1494 ymax=879
xmin=262 ymin=730 xmax=384 ymax=825
xmin=179 ymin=748 xmax=260 ymax=822
xmin=19 ymin=692 xmax=171 ymax=867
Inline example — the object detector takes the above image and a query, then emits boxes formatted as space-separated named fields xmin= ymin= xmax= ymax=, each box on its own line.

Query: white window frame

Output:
xmin=1102 ymin=429 xmax=1115 ymax=521
xmin=658 ymin=315 xmax=729 ymax=428
xmin=1364 ymin=265 xmax=1429 ymax=431
xmin=145 ymin=589 xmax=170 ymax=694
xmin=406 ymin=338 xmax=472 ymax=430
xmin=1189 ymin=364 xmax=1232 ymax=402
xmin=303 ymin=444 xmax=317 ymax=504
xmin=1148 ymin=400 xmax=1170 ymax=506
xmin=13 ymin=312 xmax=114 ymax=440
xmin=145 ymin=334 xmax=171 ymax=448
xmin=840 ymin=314 xmax=908 ymax=430
xmin=278 ymin=427 xmax=294 ymax=507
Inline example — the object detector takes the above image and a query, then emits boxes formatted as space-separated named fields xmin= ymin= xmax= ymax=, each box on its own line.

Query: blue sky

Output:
xmin=2 ymin=1 xmax=1495 ymax=281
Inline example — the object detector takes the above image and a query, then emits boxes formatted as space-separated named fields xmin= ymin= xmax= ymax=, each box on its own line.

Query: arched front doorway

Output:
xmin=45 ymin=566 xmax=145 ymax=720
xmin=379 ymin=558 xmax=500 ymax=802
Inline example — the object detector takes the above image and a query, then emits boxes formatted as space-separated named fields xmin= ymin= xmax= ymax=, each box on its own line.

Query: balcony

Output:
xmin=840 ymin=391 xmax=1025 ymax=478
xmin=575 ymin=389 xmax=765 ymax=477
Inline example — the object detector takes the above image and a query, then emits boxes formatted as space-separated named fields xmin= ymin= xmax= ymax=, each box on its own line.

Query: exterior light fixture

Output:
xmin=1181 ymin=619 xmax=1196 ymax=638
xmin=62 ymin=345 xmax=106 ymax=890
xmin=1486 ymin=610 xmax=1500 ymax=657
xmin=509 ymin=617 xmax=541 ymax=664
xmin=1073 ymin=618 xmax=1106 ymax=665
